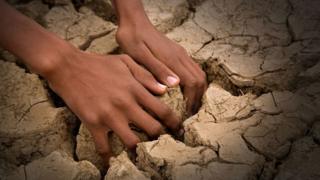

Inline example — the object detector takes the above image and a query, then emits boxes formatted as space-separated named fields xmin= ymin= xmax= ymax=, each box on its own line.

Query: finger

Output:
xmin=162 ymin=57 xmax=198 ymax=115
xmin=189 ymin=58 xmax=209 ymax=91
xmin=106 ymin=114 xmax=141 ymax=149
xmin=183 ymin=78 xmax=205 ymax=115
xmin=120 ymin=55 xmax=167 ymax=95
xmin=193 ymin=67 xmax=208 ymax=113
xmin=179 ymin=55 xmax=207 ymax=115
xmin=144 ymin=34 xmax=207 ymax=114
xmin=184 ymin=84 xmax=199 ymax=115
xmin=87 ymin=126 xmax=112 ymax=166
xmin=134 ymin=84 xmax=182 ymax=130
xmin=126 ymin=103 xmax=165 ymax=138
xmin=131 ymin=44 xmax=180 ymax=87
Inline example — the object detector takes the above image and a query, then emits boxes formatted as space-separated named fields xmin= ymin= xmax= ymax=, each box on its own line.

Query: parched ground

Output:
xmin=0 ymin=0 xmax=320 ymax=180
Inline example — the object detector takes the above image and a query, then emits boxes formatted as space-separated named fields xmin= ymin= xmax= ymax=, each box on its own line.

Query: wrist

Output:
xmin=30 ymin=37 xmax=78 ymax=80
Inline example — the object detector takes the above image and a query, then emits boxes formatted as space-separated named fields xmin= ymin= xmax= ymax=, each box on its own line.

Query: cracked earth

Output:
xmin=0 ymin=0 xmax=320 ymax=179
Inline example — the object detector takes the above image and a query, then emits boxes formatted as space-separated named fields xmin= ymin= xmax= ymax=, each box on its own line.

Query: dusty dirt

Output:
xmin=0 ymin=0 xmax=319 ymax=179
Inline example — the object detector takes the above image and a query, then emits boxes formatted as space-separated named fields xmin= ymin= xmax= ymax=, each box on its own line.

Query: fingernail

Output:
xmin=167 ymin=76 xmax=179 ymax=86
xmin=157 ymin=83 xmax=167 ymax=91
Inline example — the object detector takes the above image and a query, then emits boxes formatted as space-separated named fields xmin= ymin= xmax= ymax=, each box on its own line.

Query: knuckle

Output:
xmin=115 ymin=29 xmax=128 ymax=44
xmin=119 ymin=54 xmax=132 ymax=62
xmin=101 ymin=103 xmax=113 ymax=114
xmin=115 ymin=33 xmax=123 ymax=44
xmin=200 ymin=70 xmax=207 ymax=80
xmin=186 ymin=76 xmax=206 ymax=88
xmin=198 ymin=75 xmax=207 ymax=86
xmin=125 ymin=82 xmax=139 ymax=93
xmin=113 ymin=98 xmax=129 ymax=107
xmin=186 ymin=78 xmax=199 ymax=88
xmin=112 ymin=96 xmax=131 ymax=108
xmin=83 ymin=112 xmax=100 ymax=126
xmin=178 ymin=46 xmax=187 ymax=54
xmin=157 ymin=66 xmax=171 ymax=78
xmin=100 ymin=106 xmax=114 ymax=122
xmin=134 ymin=65 xmax=149 ymax=78
xmin=157 ymin=65 xmax=168 ymax=73
xmin=116 ymin=29 xmax=141 ymax=45
xmin=144 ymin=71 xmax=154 ymax=80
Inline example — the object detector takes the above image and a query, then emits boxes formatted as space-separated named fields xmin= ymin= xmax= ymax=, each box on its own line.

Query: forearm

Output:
xmin=0 ymin=0 xmax=74 ymax=77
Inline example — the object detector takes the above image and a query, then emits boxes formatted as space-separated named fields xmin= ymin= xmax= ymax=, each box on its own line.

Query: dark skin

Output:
xmin=113 ymin=0 xmax=207 ymax=114
xmin=0 ymin=0 xmax=207 ymax=165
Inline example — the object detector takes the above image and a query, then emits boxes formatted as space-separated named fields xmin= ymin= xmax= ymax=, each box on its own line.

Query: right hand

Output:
xmin=44 ymin=48 xmax=181 ymax=165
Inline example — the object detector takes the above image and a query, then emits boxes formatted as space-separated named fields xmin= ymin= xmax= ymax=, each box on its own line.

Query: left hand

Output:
xmin=115 ymin=16 xmax=207 ymax=115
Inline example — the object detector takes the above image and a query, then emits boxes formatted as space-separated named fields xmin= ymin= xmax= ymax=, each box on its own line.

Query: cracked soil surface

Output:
xmin=0 ymin=0 xmax=319 ymax=179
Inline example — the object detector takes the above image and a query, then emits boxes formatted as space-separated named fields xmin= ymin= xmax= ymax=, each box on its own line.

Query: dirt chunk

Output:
xmin=15 ymin=0 xmax=49 ymax=23
xmin=105 ymin=151 xmax=150 ymax=180
xmin=166 ymin=19 xmax=212 ymax=55
xmin=183 ymin=85 xmax=265 ymax=174
xmin=184 ymin=112 xmax=264 ymax=163
xmin=252 ymin=93 xmax=281 ymax=115
xmin=44 ymin=5 xmax=116 ymax=51
xmin=289 ymin=0 xmax=320 ymax=40
xmin=85 ymin=30 xmax=118 ymax=55
xmin=43 ymin=0 xmax=71 ymax=5
xmin=4 ymin=151 xmax=100 ymax=180
xmin=80 ymin=0 xmax=115 ymax=21
xmin=274 ymin=137 xmax=320 ymax=180
xmin=0 ymin=61 xmax=76 ymax=165
xmin=142 ymin=0 xmax=189 ymax=33
xmin=183 ymin=82 xmax=319 ymax=178
xmin=136 ymin=134 xmax=259 ymax=180
xmin=312 ymin=121 xmax=320 ymax=144
xmin=201 ymin=83 xmax=255 ymax=122
xmin=200 ymin=41 xmax=304 ymax=89
xmin=158 ymin=87 xmax=186 ymax=120
xmin=193 ymin=0 xmax=291 ymax=48
xmin=244 ymin=114 xmax=307 ymax=159
xmin=305 ymin=83 xmax=320 ymax=117
xmin=243 ymin=90 xmax=318 ymax=158
xmin=0 ymin=49 xmax=17 ymax=63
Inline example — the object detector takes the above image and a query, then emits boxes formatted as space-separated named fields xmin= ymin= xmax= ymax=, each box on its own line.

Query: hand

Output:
xmin=0 ymin=0 xmax=181 ymax=166
xmin=45 ymin=49 xmax=181 ymax=165
xmin=112 ymin=0 xmax=207 ymax=115
xmin=116 ymin=22 xmax=207 ymax=115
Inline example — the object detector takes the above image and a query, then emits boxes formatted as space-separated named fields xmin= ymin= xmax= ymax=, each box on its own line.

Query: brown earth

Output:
xmin=0 ymin=0 xmax=319 ymax=179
